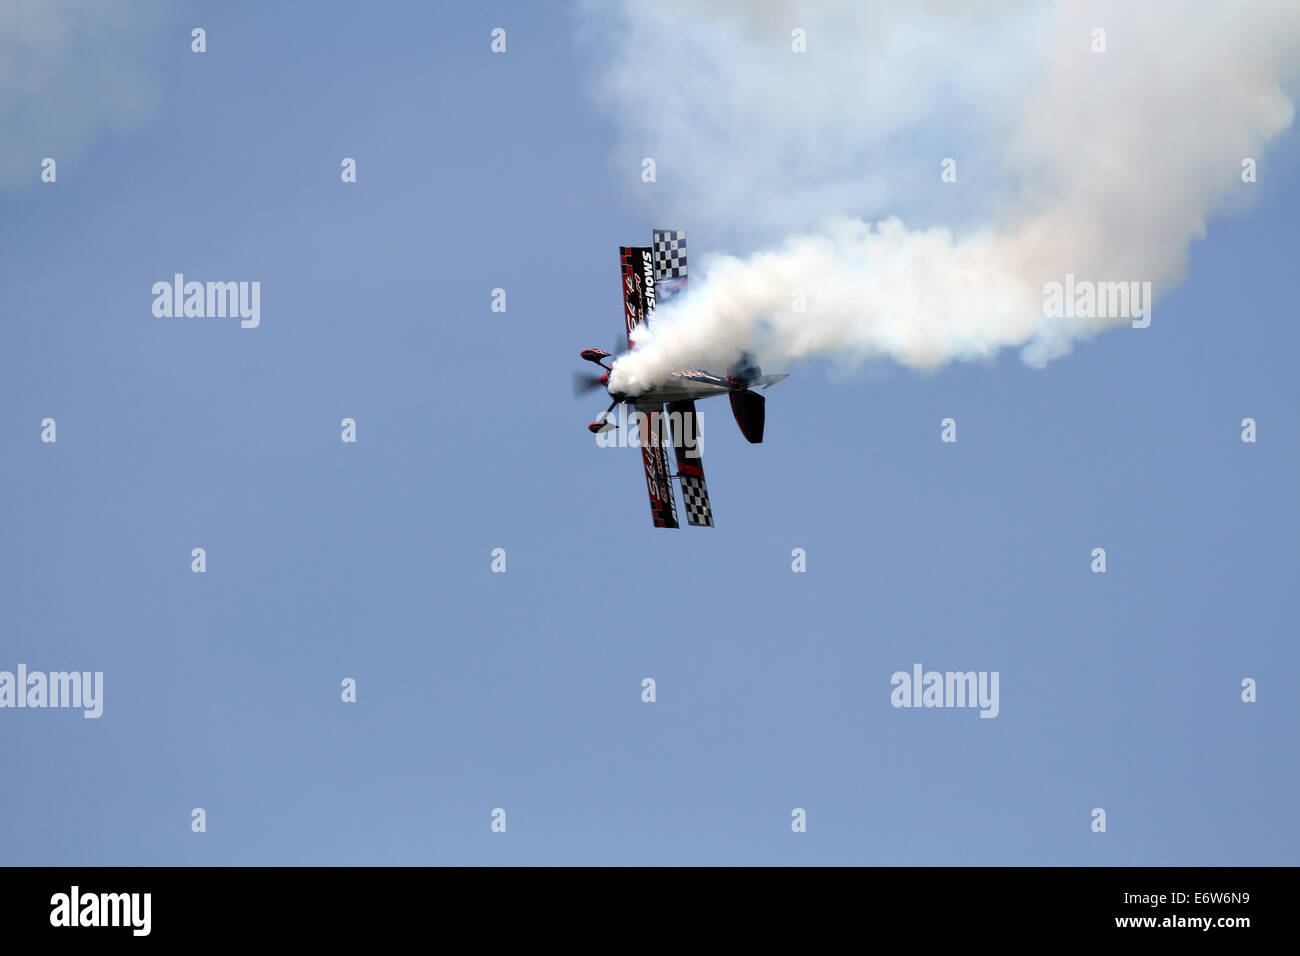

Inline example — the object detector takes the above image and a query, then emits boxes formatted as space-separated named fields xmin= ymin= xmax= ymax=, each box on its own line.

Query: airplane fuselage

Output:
xmin=620 ymin=369 xmax=738 ymax=404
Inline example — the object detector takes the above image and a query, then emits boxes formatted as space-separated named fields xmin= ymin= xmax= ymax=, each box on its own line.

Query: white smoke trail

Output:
xmin=0 ymin=0 xmax=167 ymax=188
xmin=591 ymin=0 xmax=1300 ymax=395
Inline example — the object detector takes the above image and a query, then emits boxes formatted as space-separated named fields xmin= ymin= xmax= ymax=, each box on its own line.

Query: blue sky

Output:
xmin=1 ymin=1 xmax=1296 ymax=865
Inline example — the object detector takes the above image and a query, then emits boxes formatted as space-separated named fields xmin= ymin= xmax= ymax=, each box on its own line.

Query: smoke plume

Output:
xmin=584 ymin=0 xmax=1300 ymax=394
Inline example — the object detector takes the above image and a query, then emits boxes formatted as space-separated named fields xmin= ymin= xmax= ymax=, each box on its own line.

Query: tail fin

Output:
xmin=729 ymin=389 xmax=765 ymax=444
xmin=728 ymin=351 xmax=763 ymax=385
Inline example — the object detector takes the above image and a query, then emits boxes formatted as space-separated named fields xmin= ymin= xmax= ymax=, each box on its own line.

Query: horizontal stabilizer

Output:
xmin=747 ymin=373 xmax=788 ymax=390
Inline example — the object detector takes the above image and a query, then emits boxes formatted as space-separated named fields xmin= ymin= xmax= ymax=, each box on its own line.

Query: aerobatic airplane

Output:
xmin=574 ymin=229 xmax=786 ymax=528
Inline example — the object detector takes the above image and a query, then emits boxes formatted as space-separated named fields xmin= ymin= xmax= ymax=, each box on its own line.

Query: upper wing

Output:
xmin=620 ymin=231 xmax=686 ymax=348
xmin=621 ymin=246 xmax=678 ymax=528
xmin=619 ymin=245 xmax=657 ymax=348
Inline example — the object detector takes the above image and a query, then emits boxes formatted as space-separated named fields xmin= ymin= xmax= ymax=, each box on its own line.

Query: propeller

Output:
xmin=573 ymin=370 xmax=607 ymax=397
xmin=576 ymin=335 xmax=632 ymax=431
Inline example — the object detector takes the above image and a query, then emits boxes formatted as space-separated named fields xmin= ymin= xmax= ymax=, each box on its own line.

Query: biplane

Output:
xmin=574 ymin=229 xmax=786 ymax=528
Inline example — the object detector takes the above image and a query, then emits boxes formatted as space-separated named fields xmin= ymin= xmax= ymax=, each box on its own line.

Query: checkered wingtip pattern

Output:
xmin=679 ymin=473 xmax=713 ymax=527
xmin=652 ymin=229 xmax=687 ymax=280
